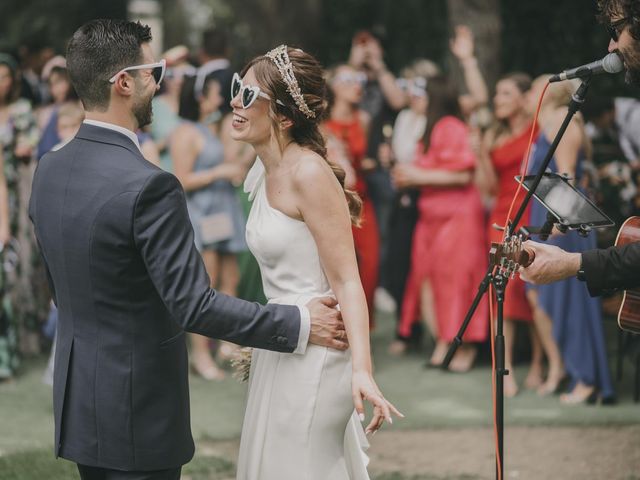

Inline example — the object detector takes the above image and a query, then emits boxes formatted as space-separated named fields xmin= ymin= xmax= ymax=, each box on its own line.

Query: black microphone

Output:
xmin=548 ymin=53 xmax=624 ymax=83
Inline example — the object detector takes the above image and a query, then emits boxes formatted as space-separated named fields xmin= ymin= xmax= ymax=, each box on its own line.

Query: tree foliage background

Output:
xmin=0 ymin=0 xmax=633 ymax=97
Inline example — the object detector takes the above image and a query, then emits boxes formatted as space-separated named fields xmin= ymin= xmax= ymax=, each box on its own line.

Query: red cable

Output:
xmin=502 ymin=81 xmax=550 ymax=239
xmin=490 ymin=81 xmax=550 ymax=480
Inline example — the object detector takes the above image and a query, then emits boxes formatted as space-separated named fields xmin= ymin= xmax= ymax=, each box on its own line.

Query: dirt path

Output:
xmin=198 ymin=426 xmax=640 ymax=479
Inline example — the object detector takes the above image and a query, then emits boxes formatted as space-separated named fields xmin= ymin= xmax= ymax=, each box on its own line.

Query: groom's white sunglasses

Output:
xmin=231 ymin=72 xmax=285 ymax=109
xmin=109 ymin=59 xmax=166 ymax=86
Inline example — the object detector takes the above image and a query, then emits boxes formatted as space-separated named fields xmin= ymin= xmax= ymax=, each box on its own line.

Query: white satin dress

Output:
xmin=235 ymin=159 xmax=370 ymax=480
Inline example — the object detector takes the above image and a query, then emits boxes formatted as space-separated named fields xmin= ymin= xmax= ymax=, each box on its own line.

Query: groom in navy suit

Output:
xmin=29 ymin=19 xmax=348 ymax=480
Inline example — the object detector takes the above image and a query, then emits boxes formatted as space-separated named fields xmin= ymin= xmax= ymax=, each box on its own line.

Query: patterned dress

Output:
xmin=0 ymin=98 xmax=44 ymax=378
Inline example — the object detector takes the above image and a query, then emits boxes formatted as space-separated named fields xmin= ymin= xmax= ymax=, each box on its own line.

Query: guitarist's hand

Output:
xmin=518 ymin=240 xmax=581 ymax=285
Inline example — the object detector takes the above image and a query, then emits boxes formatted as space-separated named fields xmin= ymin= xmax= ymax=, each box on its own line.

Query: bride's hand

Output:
xmin=352 ymin=371 xmax=403 ymax=435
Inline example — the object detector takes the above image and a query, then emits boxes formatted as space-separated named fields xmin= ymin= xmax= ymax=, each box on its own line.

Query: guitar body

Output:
xmin=616 ymin=216 xmax=640 ymax=333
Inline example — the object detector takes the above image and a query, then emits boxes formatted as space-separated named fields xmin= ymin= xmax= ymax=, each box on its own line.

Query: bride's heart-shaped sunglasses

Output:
xmin=231 ymin=72 xmax=285 ymax=109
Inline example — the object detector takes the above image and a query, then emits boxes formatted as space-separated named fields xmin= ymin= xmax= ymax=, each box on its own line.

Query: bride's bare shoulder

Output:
xmin=290 ymin=149 xmax=335 ymax=189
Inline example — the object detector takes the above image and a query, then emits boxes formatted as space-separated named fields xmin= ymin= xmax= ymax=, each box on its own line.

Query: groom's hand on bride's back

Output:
xmin=306 ymin=297 xmax=348 ymax=350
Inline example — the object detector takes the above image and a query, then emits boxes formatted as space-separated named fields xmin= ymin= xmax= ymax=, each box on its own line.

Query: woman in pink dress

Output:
xmin=393 ymin=75 xmax=488 ymax=371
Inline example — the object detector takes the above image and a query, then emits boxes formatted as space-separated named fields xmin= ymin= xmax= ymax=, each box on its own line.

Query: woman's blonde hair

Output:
xmin=488 ymin=72 xmax=532 ymax=147
xmin=533 ymin=75 xmax=592 ymax=161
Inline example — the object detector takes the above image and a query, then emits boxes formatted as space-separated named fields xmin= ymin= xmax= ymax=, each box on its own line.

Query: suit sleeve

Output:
xmin=581 ymin=241 xmax=640 ymax=297
xmin=28 ymin=167 xmax=57 ymax=306
xmin=133 ymin=171 xmax=301 ymax=352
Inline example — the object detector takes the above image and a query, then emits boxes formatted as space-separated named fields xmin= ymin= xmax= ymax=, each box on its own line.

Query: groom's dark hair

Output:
xmin=66 ymin=19 xmax=152 ymax=111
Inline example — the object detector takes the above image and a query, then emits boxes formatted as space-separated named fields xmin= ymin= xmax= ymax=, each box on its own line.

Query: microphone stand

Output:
xmin=441 ymin=76 xmax=592 ymax=479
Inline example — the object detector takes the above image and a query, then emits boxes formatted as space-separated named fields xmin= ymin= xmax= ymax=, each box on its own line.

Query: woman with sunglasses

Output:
xmin=324 ymin=63 xmax=380 ymax=330
xmin=170 ymin=71 xmax=248 ymax=381
xmin=150 ymin=46 xmax=195 ymax=173
xmin=230 ymin=46 xmax=401 ymax=480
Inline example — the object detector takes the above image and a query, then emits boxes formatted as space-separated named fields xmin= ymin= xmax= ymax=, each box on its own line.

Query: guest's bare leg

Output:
xmin=217 ymin=254 xmax=241 ymax=362
xmin=420 ymin=280 xmax=446 ymax=366
xmin=527 ymin=289 xmax=564 ymax=395
xmin=524 ymin=325 xmax=544 ymax=390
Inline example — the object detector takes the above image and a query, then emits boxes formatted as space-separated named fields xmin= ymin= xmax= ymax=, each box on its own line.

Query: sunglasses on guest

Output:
xmin=333 ymin=72 xmax=367 ymax=85
xmin=165 ymin=65 xmax=197 ymax=80
xmin=231 ymin=72 xmax=285 ymax=109
xmin=607 ymin=17 xmax=630 ymax=42
xmin=109 ymin=59 xmax=166 ymax=85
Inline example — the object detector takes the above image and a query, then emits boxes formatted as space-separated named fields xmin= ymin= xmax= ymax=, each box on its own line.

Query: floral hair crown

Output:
xmin=265 ymin=45 xmax=316 ymax=119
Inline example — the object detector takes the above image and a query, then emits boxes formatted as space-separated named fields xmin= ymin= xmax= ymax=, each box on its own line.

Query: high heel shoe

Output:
xmin=585 ymin=391 xmax=617 ymax=406
xmin=388 ymin=339 xmax=408 ymax=356
xmin=448 ymin=345 xmax=477 ymax=373
xmin=537 ymin=374 xmax=568 ymax=396
xmin=190 ymin=360 xmax=226 ymax=381
xmin=559 ymin=382 xmax=595 ymax=405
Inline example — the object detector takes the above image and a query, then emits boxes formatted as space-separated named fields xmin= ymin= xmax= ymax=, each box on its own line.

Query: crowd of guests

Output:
xmin=0 ymin=24 xmax=638 ymax=406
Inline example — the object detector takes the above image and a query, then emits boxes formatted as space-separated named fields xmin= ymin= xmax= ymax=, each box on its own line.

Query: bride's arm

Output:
xmin=292 ymin=152 xmax=402 ymax=433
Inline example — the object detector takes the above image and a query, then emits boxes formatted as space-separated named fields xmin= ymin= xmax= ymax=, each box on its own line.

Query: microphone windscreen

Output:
xmin=603 ymin=52 xmax=624 ymax=73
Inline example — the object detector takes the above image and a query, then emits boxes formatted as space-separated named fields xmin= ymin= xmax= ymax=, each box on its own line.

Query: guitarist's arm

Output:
xmin=582 ymin=242 xmax=640 ymax=296
xmin=520 ymin=240 xmax=640 ymax=296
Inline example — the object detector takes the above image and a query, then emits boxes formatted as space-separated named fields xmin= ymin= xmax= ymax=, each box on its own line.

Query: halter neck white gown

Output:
xmin=236 ymin=159 xmax=370 ymax=480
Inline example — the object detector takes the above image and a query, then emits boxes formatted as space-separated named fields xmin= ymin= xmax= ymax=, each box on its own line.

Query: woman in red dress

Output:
xmin=393 ymin=75 xmax=488 ymax=371
xmin=475 ymin=72 xmax=546 ymax=396
xmin=324 ymin=64 xmax=379 ymax=327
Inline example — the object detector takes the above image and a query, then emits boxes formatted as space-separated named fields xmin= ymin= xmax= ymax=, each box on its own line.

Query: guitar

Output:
xmin=616 ymin=216 xmax=640 ymax=334
xmin=489 ymin=235 xmax=535 ymax=278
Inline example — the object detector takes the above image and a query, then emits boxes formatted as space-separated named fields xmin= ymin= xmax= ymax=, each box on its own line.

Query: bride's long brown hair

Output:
xmin=241 ymin=47 xmax=362 ymax=226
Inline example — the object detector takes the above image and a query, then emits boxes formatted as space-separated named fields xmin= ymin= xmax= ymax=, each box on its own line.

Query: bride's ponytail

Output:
xmin=294 ymin=123 xmax=362 ymax=227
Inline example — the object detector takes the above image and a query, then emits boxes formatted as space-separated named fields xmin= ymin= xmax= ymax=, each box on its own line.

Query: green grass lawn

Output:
xmin=1 ymin=311 xmax=639 ymax=479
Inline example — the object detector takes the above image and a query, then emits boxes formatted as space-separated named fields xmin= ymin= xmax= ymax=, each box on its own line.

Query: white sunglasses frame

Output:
xmin=109 ymin=59 xmax=167 ymax=85
xmin=231 ymin=72 xmax=285 ymax=109
xmin=333 ymin=72 xmax=367 ymax=85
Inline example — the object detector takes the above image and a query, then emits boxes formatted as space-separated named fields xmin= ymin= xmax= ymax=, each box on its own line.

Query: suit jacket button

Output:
xmin=277 ymin=336 xmax=287 ymax=344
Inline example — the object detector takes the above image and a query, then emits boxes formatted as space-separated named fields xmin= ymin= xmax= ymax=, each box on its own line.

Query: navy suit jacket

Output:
xmin=29 ymin=123 xmax=301 ymax=471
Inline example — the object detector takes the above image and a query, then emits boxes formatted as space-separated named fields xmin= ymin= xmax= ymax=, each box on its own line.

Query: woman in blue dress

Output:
xmin=525 ymin=76 xmax=614 ymax=404
xmin=170 ymin=71 xmax=248 ymax=380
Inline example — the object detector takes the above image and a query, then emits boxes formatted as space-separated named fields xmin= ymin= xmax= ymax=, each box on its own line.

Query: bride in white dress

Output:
xmin=229 ymin=45 xmax=402 ymax=479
